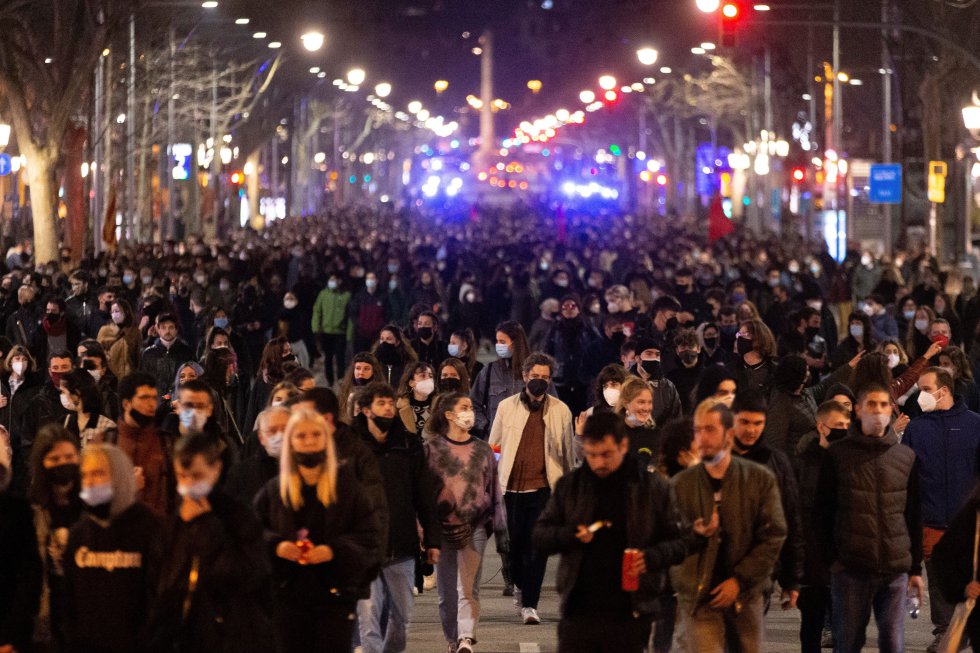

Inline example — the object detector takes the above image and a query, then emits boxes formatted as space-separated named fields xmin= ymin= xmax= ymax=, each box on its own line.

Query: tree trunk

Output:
xmin=246 ymin=149 xmax=261 ymax=230
xmin=25 ymin=147 xmax=59 ymax=264
xmin=63 ymin=125 xmax=87 ymax=263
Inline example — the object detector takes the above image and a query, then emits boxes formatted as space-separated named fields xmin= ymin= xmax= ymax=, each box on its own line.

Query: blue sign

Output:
xmin=0 ymin=154 xmax=11 ymax=177
xmin=869 ymin=163 xmax=902 ymax=204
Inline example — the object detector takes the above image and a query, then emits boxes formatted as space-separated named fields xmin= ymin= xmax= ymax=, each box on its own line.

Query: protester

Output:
xmin=471 ymin=320 xmax=533 ymax=438
xmin=226 ymin=405 xmax=289 ymax=504
xmin=395 ymin=361 xmax=437 ymax=435
xmin=534 ymin=411 xmax=689 ymax=653
xmin=115 ymin=372 xmax=172 ymax=516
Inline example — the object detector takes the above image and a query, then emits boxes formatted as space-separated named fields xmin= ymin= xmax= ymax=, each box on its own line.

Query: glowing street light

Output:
xmin=579 ymin=90 xmax=596 ymax=104
xmin=636 ymin=48 xmax=659 ymax=66
xmin=407 ymin=100 xmax=423 ymax=114
xmin=375 ymin=82 xmax=392 ymax=98
xmin=201 ymin=1 xmax=218 ymax=8
xmin=598 ymin=75 xmax=617 ymax=91
xmin=527 ymin=79 xmax=543 ymax=93
xmin=434 ymin=80 xmax=449 ymax=93
xmin=235 ymin=17 xmax=249 ymax=25
xmin=252 ymin=32 xmax=266 ymax=39
xmin=301 ymin=31 xmax=325 ymax=52
xmin=347 ymin=68 xmax=366 ymax=86
xmin=696 ymin=0 xmax=720 ymax=11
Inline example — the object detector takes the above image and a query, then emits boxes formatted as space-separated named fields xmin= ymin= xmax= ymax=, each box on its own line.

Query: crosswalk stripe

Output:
xmin=519 ymin=644 xmax=541 ymax=653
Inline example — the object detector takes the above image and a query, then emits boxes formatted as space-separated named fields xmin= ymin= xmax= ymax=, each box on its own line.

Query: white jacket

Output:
xmin=488 ymin=393 xmax=576 ymax=493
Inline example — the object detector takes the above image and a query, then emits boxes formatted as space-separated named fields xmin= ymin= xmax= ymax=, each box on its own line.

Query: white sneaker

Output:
xmin=522 ymin=607 xmax=541 ymax=625
xmin=457 ymin=637 xmax=475 ymax=653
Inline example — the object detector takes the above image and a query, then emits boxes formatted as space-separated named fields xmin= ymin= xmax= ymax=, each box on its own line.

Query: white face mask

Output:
xmin=602 ymin=387 xmax=621 ymax=407
xmin=11 ymin=360 xmax=26 ymax=377
xmin=414 ymin=378 xmax=435 ymax=397
xmin=60 ymin=394 xmax=77 ymax=411
xmin=859 ymin=412 xmax=891 ymax=436
xmin=264 ymin=432 xmax=284 ymax=458
xmin=452 ymin=410 xmax=475 ymax=430
xmin=111 ymin=311 xmax=125 ymax=325
xmin=283 ymin=299 xmax=298 ymax=310
xmin=886 ymin=353 xmax=900 ymax=369
xmin=917 ymin=389 xmax=940 ymax=413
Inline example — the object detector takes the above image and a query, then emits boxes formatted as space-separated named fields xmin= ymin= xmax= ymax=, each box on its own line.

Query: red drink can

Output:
xmin=622 ymin=549 xmax=640 ymax=591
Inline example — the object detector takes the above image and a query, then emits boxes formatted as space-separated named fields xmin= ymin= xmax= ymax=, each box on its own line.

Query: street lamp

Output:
xmin=696 ymin=0 xmax=720 ymax=11
xmin=375 ymin=82 xmax=392 ymax=98
xmin=598 ymin=75 xmax=617 ymax=91
xmin=407 ymin=100 xmax=423 ymax=114
xmin=964 ymin=97 xmax=980 ymax=134
xmin=579 ymin=90 xmax=596 ymax=103
xmin=347 ymin=68 xmax=366 ymax=86
xmin=434 ymin=80 xmax=449 ymax=93
xmin=636 ymin=48 xmax=659 ymax=66
xmin=301 ymin=31 xmax=325 ymax=52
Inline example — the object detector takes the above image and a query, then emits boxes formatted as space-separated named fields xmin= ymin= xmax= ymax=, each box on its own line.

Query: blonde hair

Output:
xmin=279 ymin=409 xmax=338 ymax=510
xmin=615 ymin=377 xmax=654 ymax=415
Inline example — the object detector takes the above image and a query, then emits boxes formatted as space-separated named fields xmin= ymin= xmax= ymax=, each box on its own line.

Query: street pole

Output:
xmin=93 ymin=49 xmax=104 ymax=255
xmin=833 ymin=0 xmax=844 ymax=258
xmin=806 ymin=19 xmax=816 ymax=240
xmin=125 ymin=13 xmax=136 ymax=245
xmin=882 ymin=0 xmax=893 ymax=256
xmin=166 ymin=24 xmax=176 ymax=243
xmin=764 ymin=45 xmax=773 ymax=231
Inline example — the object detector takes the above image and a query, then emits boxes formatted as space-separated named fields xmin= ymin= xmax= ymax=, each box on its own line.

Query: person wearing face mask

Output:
xmin=544 ymin=295 xmax=595 ymax=415
xmin=64 ymin=444 xmax=163 ymax=653
xmin=830 ymin=313 xmax=875 ymax=372
xmin=25 ymin=425 xmax=81 ymax=652
xmin=698 ymin=322 xmax=733 ymax=368
xmin=578 ymin=315 xmax=627 ymax=389
xmin=349 ymin=272 xmax=390 ymax=355
xmin=489 ymin=353 xmax=575 ymax=625
xmin=312 ymin=275 xmax=351 ymax=386
xmin=794 ymin=400 xmax=851 ymax=653
xmin=254 ymin=409 xmax=382 ymax=653
xmin=4 ymin=284 xmax=40 ymax=351
xmin=395 ymin=362 xmax=438 ymax=436
xmin=610 ymin=378 xmax=661 ymax=470
xmin=425 ymin=392 xmax=507 ymax=653
xmin=21 ymin=351 xmax=75 ymax=462
xmin=410 ymin=311 xmax=447 ymax=366
xmin=60 ymin=369 xmax=116 ymax=448
xmin=851 ymin=252 xmax=881 ymax=307
xmin=628 ymin=338 xmax=683 ymax=426
xmin=147 ymin=432 xmax=276 ymax=653
xmin=164 ymin=379 xmax=240 ymax=476
xmin=671 ymin=400 xmax=787 ymax=653
xmin=371 ymin=325 xmax=416 ymax=387
xmin=115 ymin=372 xmax=171 ymax=517
xmin=97 ymin=299 xmax=143 ymax=379
xmin=815 ymin=383 xmax=924 ymax=653
xmin=351 ymin=382 xmax=440 ymax=653
xmin=225 ymin=406 xmax=289 ymax=505
xmin=528 ymin=298 xmax=561 ymax=353
xmin=277 ymin=292 xmax=314 ymax=370
xmin=729 ymin=392 xmax=804 ymax=616
xmin=581 ymin=364 xmax=628 ymax=420
xmin=140 ymin=313 xmax=195 ymax=396
xmin=667 ymin=330 xmax=705 ymax=415
xmin=447 ymin=328 xmax=483 ymax=380
xmin=902 ymin=368 xmax=980 ymax=651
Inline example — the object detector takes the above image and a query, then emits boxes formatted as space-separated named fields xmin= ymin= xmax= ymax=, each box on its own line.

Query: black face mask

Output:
xmin=371 ymin=415 xmax=395 ymax=432
xmin=417 ymin=327 xmax=434 ymax=340
xmin=676 ymin=282 xmax=690 ymax=294
xmin=45 ymin=463 xmax=80 ymax=486
xmin=721 ymin=324 xmax=738 ymax=337
xmin=679 ymin=351 xmax=699 ymax=366
xmin=703 ymin=336 xmax=719 ymax=350
xmin=826 ymin=427 xmax=848 ymax=443
xmin=353 ymin=376 xmax=370 ymax=386
xmin=736 ymin=338 xmax=754 ymax=357
xmin=805 ymin=326 xmax=820 ymax=340
xmin=295 ymin=450 xmax=327 ymax=469
xmin=526 ymin=378 xmax=549 ymax=397
xmin=440 ymin=377 xmax=462 ymax=393
xmin=129 ymin=409 xmax=154 ymax=428
xmin=641 ymin=359 xmax=662 ymax=379
xmin=84 ymin=501 xmax=113 ymax=521
xmin=665 ymin=316 xmax=679 ymax=330
xmin=610 ymin=331 xmax=626 ymax=346
xmin=376 ymin=342 xmax=399 ymax=365
xmin=734 ymin=436 xmax=759 ymax=453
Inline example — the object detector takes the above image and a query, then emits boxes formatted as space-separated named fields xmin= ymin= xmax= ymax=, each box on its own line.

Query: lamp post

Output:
xmin=963 ymin=96 xmax=980 ymax=260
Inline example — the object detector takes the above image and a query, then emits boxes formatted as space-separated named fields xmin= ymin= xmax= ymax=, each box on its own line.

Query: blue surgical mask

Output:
xmin=122 ymin=273 xmax=134 ymax=286
xmin=327 ymin=279 xmax=338 ymax=290
xmin=179 ymin=408 xmax=208 ymax=432
xmin=448 ymin=343 xmax=461 ymax=357
xmin=849 ymin=324 xmax=864 ymax=339
xmin=177 ymin=479 xmax=213 ymax=501
xmin=214 ymin=317 xmax=229 ymax=329
xmin=80 ymin=482 xmax=114 ymax=507
xmin=495 ymin=343 xmax=512 ymax=359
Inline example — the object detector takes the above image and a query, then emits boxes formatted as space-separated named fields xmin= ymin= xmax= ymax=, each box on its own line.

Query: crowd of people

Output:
xmin=1 ymin=203 xmax=980 ymax=653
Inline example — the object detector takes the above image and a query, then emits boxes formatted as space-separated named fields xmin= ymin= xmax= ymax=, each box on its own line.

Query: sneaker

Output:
xmin=522 ymin=607 xmax=541 ymax=625
xmin=424 ymin=573 xmax=437 ymax=591
xmin=457 ymin=637 xmax=475 ymax=653
xmin=502 ymin=582 xmax=515 ymax=597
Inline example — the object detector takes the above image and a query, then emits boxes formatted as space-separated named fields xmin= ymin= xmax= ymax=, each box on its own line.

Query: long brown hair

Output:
xmin=258 ymin=336 xmax=292 ymax=383
xmin=496 ymin=320 xmax=531 ymax=380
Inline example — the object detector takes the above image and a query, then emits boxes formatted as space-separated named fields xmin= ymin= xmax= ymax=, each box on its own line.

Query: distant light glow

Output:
xmin=301 ymin=31 xmax=325 ymax=52
xmin=691 ymin=47 xmax=706 ymax=55
xmin=201 ymin=1 xmax=218 ymax=8
xmin=252 ymin=32 xmax=266 ymax=39
xmin=660 ymin=66 xmax=671 ymax=74
xmin=347 ymin=68 xmax=366 ymax=85
xmin=235 ymin=17 xmax=250 ymax=25
xmin=696 ymin=0 xmax=720 ymax=11
xmin=636 ymin=48 xmax=659 ymax=66
xmin=598 ymin=75 xmax=617 ymax=91
xmin=375 ymin=82 xmax=392 ymax=98
xmin=579 ymin=90 xmax=596 ymax=103
xmin=268 ymin=41 xmax=282 ymax=49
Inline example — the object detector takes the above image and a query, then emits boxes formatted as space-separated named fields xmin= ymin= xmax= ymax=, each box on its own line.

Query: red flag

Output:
xmin=708 ymin=194 xmax=734 ymax=242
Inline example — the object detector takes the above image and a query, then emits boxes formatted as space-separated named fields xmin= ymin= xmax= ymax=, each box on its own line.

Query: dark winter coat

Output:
xmin=0 ymin=491 xmax=41 ymax=651
xmin=140 ymin=339 xmax=195 ymax=396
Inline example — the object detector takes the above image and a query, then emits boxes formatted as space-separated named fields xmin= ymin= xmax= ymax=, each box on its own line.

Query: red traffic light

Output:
xmin=230 ymin=172 xmax=243 ymax=184
xmin=656 ymin=174 xmax=668 ymax=186
xmin=722 ymin=2 xmax=739 ymax=18
xmin=792 ymin=167 xmax=805 ymax=182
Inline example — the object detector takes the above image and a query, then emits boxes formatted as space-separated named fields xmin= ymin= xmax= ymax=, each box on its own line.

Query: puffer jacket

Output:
xmin=533 ymin=455 xmax=690 ymax=617
xmin=901 ymin=399 xmax=980 ymax=530
xmin=670 ymin=456 xmax=787 ymax=609
xmin=816 ymin=427 xmax=922 ymax=576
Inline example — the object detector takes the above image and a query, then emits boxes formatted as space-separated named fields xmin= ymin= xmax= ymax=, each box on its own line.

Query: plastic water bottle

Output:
xmin=907 ymin=594 xmax=920 ymax=619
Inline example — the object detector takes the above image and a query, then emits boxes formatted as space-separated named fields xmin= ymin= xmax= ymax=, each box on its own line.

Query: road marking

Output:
xmin=520 ymin=644 xmax=541 ymax=653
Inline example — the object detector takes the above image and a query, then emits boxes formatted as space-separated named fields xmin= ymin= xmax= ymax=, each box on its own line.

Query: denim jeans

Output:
xmin=436 ymin=526 xmax=488 ymax=643
xmin=505 ymin=488 xmax=551 ymax=609
xmin=831 ymin=568 xmax=907 ymax=653
xmin=357 ymin=557 xmax=417 ymax=653
xmin=677 ymin=594 xmax=765 ymax=653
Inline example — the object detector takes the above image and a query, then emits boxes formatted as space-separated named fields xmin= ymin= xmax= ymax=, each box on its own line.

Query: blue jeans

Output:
xmin=831 ymin=568 xmax=907 ymax=653
xmin=357 ymin=557 xmax=416 ymax=653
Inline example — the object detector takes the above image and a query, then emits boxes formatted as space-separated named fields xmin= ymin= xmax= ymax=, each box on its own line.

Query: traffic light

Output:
xmin=792 ymin=167 xmax=805 ymax=183
xmin=720 ymin=2 xmax=741 ymax=47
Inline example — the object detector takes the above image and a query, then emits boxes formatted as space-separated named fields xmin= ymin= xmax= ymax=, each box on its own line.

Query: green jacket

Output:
xmin=669 ymin=455 xmax=786 ymax=611
xmin=312 ymin=288 xmax=351 ymax=337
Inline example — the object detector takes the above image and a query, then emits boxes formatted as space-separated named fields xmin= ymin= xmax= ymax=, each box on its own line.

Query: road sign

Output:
xmin=0 ymin=154 xmax=11 ymax=177
xmin=869 ymin=163 xmax=902 ymax=204
xmin=928 ymin=160 xmax=947 ymax=204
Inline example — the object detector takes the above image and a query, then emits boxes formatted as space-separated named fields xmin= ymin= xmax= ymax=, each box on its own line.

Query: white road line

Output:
xmin=519 ymin=643 xmax=541 ymax=653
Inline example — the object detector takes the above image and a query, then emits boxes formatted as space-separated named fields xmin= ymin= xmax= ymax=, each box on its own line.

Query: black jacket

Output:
xmin=140 ymin=339 xmax=195 ymax=395
xmin=0 ymin=491 xmax=41 ymax=650
xmin=352 ymin=415 xmax=441 ymax=561
xmin=733 ymin=442 xmax=804 ymax=591
xmin=533 ymin=454 xmax=690 ymax=617
xmin=225 ymin=447 xmax=280 ymax=507
xmin=147 ymin=489 xmax=276 ymax=653
xmin=254 ymin=466 xmax=382 ymax=605
xmin=931 ymin=498 xmax=980 ymax=605
xmin=64 ymin=502 xmax=163 ymax=653
xmin=796 ymin=433 xmax=833 ymax=587
xmin=816 ymin=428 xmax=923 ymax=576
